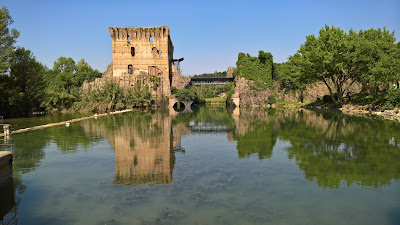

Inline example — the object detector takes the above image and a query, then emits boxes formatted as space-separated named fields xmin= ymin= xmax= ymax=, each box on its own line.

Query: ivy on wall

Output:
xmin=235 ymin=51 xmax=273 ymax=91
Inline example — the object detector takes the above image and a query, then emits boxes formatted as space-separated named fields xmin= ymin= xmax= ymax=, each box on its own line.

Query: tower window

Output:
xmin=150 ymin=36 xmax=153 ymax=44
xmin=128 ymin=65 xmax=133 ymax=74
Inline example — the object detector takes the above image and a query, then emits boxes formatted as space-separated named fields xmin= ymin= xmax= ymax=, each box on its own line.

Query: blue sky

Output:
xmin=2 ymin=0 xmax=399 ymax=75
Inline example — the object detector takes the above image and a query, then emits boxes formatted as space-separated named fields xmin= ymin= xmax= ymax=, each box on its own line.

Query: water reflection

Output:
xmin=0 ymin=154 xmax=15 ymax=223
xmin=8 ymin=107 xmax=400 ymax=190
xmin=233 ymin=109 xmax=400 ymax=188
xmin=80 ymin=111 xmax=187 ymax=185
xmin=76 ymin=107 xmax=400 ymax=189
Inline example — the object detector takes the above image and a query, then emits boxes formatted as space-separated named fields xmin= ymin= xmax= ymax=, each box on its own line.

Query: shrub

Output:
xmin=267 ymin=95 xmax=276 ymax=104
xmin=175 ymin=89 xmax=196 ymax=102
xmin=171 ymin=86 xmax=177 ymax=94
xmin=323 ymin=95 xmax=333 ymax=103
xmin=384 ymin=89 xmax=400 ymax=110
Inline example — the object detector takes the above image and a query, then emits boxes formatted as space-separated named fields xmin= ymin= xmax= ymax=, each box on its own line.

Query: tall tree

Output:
xmin=0 ymin=6 xmax=19 ymax=75
xmin=9 ymin=47 xmax=45 ymax=116
xmin=53 ymin=57 xmax=76 ymax=74
xmin=292 ymin=25 xmax=399 ymax=104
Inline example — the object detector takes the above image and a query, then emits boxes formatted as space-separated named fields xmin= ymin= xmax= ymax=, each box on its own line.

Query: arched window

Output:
xmin=128 ymin=65 xmax=133 ymax=74
xmin=149 ymin=36 xmax=153 ymax=44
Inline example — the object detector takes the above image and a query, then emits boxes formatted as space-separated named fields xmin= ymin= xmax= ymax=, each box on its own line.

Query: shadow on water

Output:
xmin=0 ymin=154 xmax=16 ymax=224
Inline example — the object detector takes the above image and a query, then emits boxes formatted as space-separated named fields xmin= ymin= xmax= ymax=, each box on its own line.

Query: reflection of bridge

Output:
xmin=189 ymin=123 xmax=231 ymax=133
xmin=190 ymin=77 xmax=234 ymax=86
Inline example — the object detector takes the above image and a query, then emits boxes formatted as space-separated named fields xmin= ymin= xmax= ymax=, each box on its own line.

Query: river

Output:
xmin=1 ymin=106 xmax=400 ymax=224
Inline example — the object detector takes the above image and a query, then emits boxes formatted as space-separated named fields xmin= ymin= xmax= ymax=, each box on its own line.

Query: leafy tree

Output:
xmin=356 ymin=28 xmax=400 ymax=90
xmin=275 ymin=57 xmax=304 ymax=91
xmin=0 ymin=74 xmax=13 ymax=116
xmin=292 ymin=25 xmax=400 ymax=104
xmin=43 ymin=57 xmax=101 ymax=111
xmin=53 ymin=57 xmax=76 ymax=74
xmin=175 ymin=89 xmax=196 ymax=102
xmin=75 ymin=58 xmax=102 ymax=85
xmin=9 ymin=47 xmax=45 ymax=116
xmin=0 ymin=6 xmax=19 ymax=75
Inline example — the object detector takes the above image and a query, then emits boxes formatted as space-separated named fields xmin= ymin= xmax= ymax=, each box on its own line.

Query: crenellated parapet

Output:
xmin=109 ymin=26 xmax=171 ymax=43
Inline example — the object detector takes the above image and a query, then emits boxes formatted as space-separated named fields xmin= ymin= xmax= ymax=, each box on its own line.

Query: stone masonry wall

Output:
xmin=109 ymin=26 xmax=173 ymax=79
xmin=235 ymin=75 xmax=362 ymax=107
xmin=171 ymin=64 xmax=190 ymax=89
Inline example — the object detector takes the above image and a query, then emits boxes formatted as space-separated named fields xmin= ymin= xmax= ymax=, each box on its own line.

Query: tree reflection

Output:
xmin=233 ymin=110 xmax=276 ymax=159
xmin=276 ymin=110 xmax=400 ymax=189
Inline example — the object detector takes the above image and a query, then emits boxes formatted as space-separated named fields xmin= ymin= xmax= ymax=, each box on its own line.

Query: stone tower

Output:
xmin=109 ymin=26 xmax=174 ymax=96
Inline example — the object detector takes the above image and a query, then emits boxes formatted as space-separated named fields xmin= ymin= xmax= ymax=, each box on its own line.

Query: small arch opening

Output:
xmin=158 ymin=50 xmax=162 ymax=57
xmin=128 ymin=65 xmax=133 ymax=74
xmin=127 ymin=35 xmax=130 ymax=43
xmin=149 ymin=36 xmax=153 ymax=44
xmin=173 ymin=102 xmax=185 ymax=112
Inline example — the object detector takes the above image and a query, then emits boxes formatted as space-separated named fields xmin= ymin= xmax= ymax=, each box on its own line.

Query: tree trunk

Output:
xmin=321 ymin=78 xmax=337 ymax=104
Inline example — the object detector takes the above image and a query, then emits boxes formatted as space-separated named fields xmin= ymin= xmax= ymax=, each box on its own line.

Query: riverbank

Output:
xmin=340 ymin=104 xmax=400 ymax=122
xmin=302 ymin=103 xmax=400 ymax=122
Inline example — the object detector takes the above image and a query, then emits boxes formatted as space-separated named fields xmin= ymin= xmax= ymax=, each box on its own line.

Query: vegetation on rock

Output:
xmin=235 ymin=51 xmax=273 ymax=90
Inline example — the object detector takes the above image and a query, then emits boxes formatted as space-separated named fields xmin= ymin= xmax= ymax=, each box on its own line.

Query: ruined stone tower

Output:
xmin=109 ymin=26 xmax=173 ymax=78
xmin=82 ymin=26 xmax=189 ymax=99
xmin=108 ymin=26 xmax=174 ymax=96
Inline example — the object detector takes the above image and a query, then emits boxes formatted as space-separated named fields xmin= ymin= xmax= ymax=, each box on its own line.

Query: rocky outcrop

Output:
xmin=226 ymin=67 xmax=237 ymax=78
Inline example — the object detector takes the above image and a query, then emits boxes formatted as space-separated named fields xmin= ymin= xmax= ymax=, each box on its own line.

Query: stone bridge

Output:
xmin=169 ymin=97 xmax=193 ymax=113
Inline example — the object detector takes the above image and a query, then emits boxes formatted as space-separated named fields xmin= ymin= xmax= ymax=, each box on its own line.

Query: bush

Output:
xmin=323 ymin=95 xmax=333 ymax=103
xmin=322 ymin=93 xmax=339 ymax=104
xmin=171 ymin=86 xmax=177 ymax=94
xmin=175 ymin=89 xmax=196 ymax=102
xmin=267 ymin=95 xmax=276 ymax=104
xmin=384 ymin=89 xmax=400 ymax=110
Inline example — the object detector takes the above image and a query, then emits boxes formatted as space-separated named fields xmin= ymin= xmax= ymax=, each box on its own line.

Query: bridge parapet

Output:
xmin=189 ymin=77 xmax=234 ymax=86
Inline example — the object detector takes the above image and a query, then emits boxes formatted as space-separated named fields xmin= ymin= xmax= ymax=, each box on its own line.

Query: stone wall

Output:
xmin=81 ymin=68 xmax=170 ymax=102
xmin=171 ymin=64 xmax=190 ymax=89
xmin=109 ymin=26 xmax=173 ymax=79
xmin=235 ymin=75 xmax=362 ymax=107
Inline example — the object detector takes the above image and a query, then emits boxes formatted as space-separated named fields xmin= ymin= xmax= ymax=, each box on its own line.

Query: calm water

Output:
xmin=1 ymin=107 xmax=400 ymax=225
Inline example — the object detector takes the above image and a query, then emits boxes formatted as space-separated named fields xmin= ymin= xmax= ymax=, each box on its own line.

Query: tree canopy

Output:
xmin=291 ymin=25 xmax=400 ymax=104
xmin=0 ymin=6 xmax=20 ymax=75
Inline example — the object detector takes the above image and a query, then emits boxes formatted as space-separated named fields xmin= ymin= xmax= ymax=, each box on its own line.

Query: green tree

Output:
xmin=356 ymin=28 xmax=400 ymax=90
xmin=75 ymin=58 xmax=102 ymax=85
xmin=292 ymin=25 xmax=400 ymax=104
xmin=9 ymin=47 xmax=45 ymax=116
xmin=0 ymin=6 xmax=20 ymax=75
xmin=175 ymin=89 xmax=196 ymax=102
xmin=43 ymin=57 xmax=101 ymax=111
xmin=53 ymin=57 xmax=76 ymax=74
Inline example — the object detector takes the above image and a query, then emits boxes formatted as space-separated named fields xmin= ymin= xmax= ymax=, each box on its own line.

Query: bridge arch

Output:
xmin=169 ymin=98 xmax=193 ymax=113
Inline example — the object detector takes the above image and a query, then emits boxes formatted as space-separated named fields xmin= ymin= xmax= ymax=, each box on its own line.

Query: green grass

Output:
xmin=205 ymin=97 xmax=226 ymax=104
